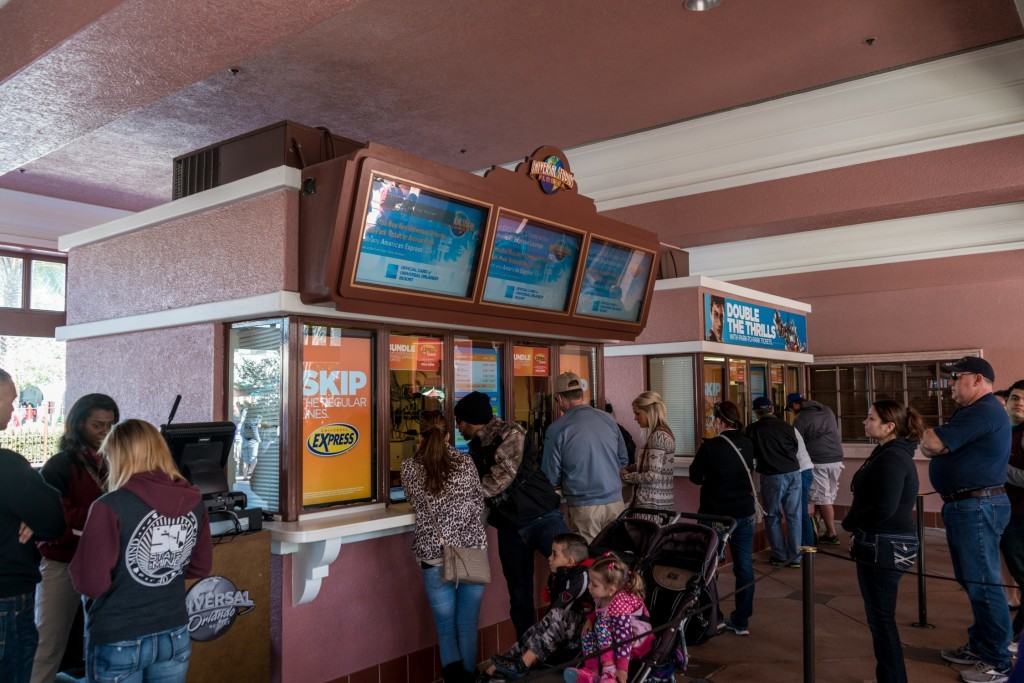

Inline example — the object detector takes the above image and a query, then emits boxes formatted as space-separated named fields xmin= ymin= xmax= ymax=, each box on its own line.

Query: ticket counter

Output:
xmin=58 ymin=130 xmax=662 ymax=682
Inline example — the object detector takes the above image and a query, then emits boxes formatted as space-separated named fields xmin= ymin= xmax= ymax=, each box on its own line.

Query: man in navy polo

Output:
xmin=922 ymin=357 xmax=1012 ymax=683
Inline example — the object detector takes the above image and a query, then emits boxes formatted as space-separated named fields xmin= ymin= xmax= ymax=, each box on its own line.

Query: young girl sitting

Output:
xmin=564 ymin=552 xmax=653 ymax=683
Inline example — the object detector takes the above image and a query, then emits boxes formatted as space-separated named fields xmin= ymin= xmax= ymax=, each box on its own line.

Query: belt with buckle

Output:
xmin=941 ymin=486 xmax=1006 ymax=503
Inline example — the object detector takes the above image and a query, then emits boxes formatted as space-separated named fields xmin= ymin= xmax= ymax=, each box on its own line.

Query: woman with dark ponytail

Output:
xmin=401 ymin=411 xmax=487 ymax=683
xmin=843 ymin=400 xmax=923 ymax=683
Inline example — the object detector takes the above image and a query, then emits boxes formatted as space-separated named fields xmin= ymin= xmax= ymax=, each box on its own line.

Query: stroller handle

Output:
xmin=672 ymin=511 xmax=737 ymax=536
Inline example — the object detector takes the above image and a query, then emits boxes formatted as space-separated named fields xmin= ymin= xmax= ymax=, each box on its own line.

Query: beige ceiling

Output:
xmin=0 ymin=0 xmax=1020 ymax=222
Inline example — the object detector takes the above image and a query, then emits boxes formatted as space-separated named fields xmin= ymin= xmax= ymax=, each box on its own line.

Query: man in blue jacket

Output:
xmin=0 ymin=368 xmax=66 ymax=683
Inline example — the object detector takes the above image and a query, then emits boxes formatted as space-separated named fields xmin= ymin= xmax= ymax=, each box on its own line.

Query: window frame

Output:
xmin=0 ymin=249 xmax=67 ymax=338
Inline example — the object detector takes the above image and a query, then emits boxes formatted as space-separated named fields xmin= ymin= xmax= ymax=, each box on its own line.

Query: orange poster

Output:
xmin=301 ymin=333 xmax=373 ymax=506
xmin=389 ymin=335 xmax=442 ymax=373
xmin=513 ymin=346 xmax=550 ymax=377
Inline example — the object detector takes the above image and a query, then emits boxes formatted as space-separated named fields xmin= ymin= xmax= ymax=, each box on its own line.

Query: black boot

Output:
xmin=442 ymin=662 xmax=473 ymax=683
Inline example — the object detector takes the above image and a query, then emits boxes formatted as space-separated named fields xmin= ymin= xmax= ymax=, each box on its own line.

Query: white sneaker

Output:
xmin=960 ymin=661 xmax=1010 ymax=683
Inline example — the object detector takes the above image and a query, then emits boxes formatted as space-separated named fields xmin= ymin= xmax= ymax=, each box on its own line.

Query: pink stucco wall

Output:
xmin=277 ymin=527 xmax=547 ymax=682
xmin=65 ymin=324 xmax=220 ymax=424
xmin=66 ymin=189 xmax=299 ymax=324
xmin=631 ymin=287 xmax=701 ymax=345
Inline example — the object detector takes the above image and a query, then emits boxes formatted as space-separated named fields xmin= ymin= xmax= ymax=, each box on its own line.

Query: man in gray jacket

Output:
xmin=788 ymin=393 xmax=845 ymax=545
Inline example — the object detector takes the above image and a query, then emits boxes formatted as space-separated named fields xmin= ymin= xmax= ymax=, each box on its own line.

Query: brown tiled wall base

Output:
xmin=330 ymin=617 xmax=520 ymax=683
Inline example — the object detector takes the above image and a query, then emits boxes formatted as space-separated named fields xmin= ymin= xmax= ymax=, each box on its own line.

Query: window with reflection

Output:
xmin=770 ymin=364 xmax=786 ymax=419
xmin=388 ymin=333 xmax=445 ymax=500
xmin=648 ymin=356 xmax=696 ymax=456
xmin=454 ymin=338 xmax=504 ymax=451
xmin=558 ymin=344 xmax=597 ymax=406
xmin=228 ymin=319 xmax=285 ymax=513
xmin=30 ymin=260 xmax=66 ymax=312
xmin=728 ymin=359 xmax=747 ymax=424
xmin=512 ymin=345 xmax=551 ymax=456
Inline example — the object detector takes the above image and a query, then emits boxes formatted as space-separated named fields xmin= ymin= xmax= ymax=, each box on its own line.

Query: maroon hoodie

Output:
xmin=38 ymin=447 xmax=106 ymax=562
xmin=70 ymin=471 xmax=212 ymax=645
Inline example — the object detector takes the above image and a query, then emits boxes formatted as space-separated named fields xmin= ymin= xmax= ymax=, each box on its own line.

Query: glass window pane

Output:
xmin=839 ymin=390 xmax=870 ymax=418
xmin=388 ymin=334 xmax=445 ymax=501
xmin=872 ymin=365 xmax=904 ymax=400
xmin=906 ymin=363 xmax=937 ymax=392
xmin=841 ymin=416 xmax=869 ymax=442
xmin=702 ymin=360 xmax=724 ymax=438
xmin=301 ymin=324 xmax=375 ymax=507
xmin=0 ymin=336 xmax=66 ymax=465
xmin=728 ymin=359 xmax=747 ymax=425
xmin=908 ymin=390 xmax=939 ymax=419
xmin=811 ymin=367 xmax=837 ymax=394
xmin=839 ymin=366 xmax=869 ymax=391
xmin=512 ymin=345 xmax=551 ymax=456
xmin=229 ymin=320 xmax=284 ymax=513
xmin=0 ymin=256 xmax=24 ymax=308
xmin=649 ymin=356 xmax=696 ymax=456
xmin=29 ymin=260 xmax=66 ymax=311
xmin=769 ymin=364 xmax=786 ymax=419
xmin=454 ymin=338 xmax=504 ymax=451
xmin=558 ymin=344 xmax=597 ymax=406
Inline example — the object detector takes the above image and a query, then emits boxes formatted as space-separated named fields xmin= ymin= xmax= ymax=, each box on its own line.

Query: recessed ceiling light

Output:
xmin=684 ymin=0 xmax=721 ymax=10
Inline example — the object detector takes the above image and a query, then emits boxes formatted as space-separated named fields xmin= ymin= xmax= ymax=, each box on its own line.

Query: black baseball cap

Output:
xmin=944 ymin=356 xmax=995 ymax=383
xmin=752 ymin=396 xmax=773 ymax=411
xmin=785 ymin=392 xmax=804 ymax=408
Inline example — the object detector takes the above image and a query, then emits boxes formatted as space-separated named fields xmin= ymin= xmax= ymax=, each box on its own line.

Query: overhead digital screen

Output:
xmin=574 ymin=238 xmax=654 ymax=323
xmin=482 ymin=213 xmax=581 ymax=312
xmin=354 ymin=174 xmax=488 ymax=298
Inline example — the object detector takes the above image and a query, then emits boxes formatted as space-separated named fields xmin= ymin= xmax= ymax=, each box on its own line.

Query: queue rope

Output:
xmin=513 ymin=564 xmax=789 ymax=682
xmin=814 ymin=546 xmax=1021 ymax=590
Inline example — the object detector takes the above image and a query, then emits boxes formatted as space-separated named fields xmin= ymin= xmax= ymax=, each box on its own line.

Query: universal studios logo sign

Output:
xmin=529 ymin=154 xmax=575 ymax=195
xmin=185 ymin=576 xmax=255 ymax=641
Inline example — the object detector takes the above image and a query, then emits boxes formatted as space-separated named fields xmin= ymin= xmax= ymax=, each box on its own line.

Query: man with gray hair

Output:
xmin=542 ymin=372 xmax=628 ymax=542
xmin=0 ymin=368 xmax=66 ymax=683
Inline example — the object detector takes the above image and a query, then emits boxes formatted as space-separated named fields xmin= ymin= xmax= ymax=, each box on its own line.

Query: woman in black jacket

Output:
xmin=689 ymin=401 xmax=757 ymax=636
xmin=842 ymin=400 xmax=922 ymax=683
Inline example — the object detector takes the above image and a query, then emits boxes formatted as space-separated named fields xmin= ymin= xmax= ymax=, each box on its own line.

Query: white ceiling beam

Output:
xmin=0 ymin=189 xmax=130 ymax=252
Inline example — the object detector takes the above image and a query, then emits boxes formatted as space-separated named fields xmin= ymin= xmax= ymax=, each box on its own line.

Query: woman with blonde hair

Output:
xmin=620 ymin=391 xmax=676 ymax=510
xmin=70 ymin=419 xmax=212 ymax=683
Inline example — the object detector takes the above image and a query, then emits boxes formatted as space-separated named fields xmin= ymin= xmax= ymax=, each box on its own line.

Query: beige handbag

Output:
xmin=441 ymin=545 xmax=491 ymax=586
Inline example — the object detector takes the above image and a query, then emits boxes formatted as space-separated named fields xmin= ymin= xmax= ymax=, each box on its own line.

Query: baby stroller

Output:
xmin=589 ymin=507 xmax=679 ymax=568
xmin=631 ymin=512 xmax=735 ymax=683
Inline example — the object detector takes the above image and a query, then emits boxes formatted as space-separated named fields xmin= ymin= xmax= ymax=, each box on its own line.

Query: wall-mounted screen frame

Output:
xmin=574 ymin=237 xmax=655 ymax=324
xmin=350 ymin=170 xmax=492 ymax=301
xmin=481 ymin=210 xmax=584 ymax=314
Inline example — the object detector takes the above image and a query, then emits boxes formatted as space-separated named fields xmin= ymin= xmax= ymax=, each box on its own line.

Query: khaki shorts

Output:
xmin=568 ymin=500 xmax=625 ymax=543
xmin=810 ymin=462 xmax=844 ymax=505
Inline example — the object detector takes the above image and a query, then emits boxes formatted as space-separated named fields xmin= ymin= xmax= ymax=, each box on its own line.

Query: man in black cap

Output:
xmin=454 ymin=391 xmax=569 ymax=639
xmin=922 ymin=357 xmax=1013 ymax=683
xmin=746 ymin=396 xmax=803 ymax=568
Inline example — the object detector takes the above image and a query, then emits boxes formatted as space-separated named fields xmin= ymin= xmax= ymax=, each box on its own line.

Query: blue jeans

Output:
xmin=88 ymin=624 xmax=191 ymax=683
xmin=943 ymin=495 xmax=1012 ymax=670
xmin=800 ymin=469 xmax=817 ymax=546
xmin=728 ymin=515 xmax=755 ymax=629
xmin=421 ymin=566 xmax=485 ymax=672
xmin=0 ymin=591 xmax=37 ymax=683
xmin=497 ymin=509 xmax=570 ymax=638
xmin=761 ymin=470 xmax=803 ymax=564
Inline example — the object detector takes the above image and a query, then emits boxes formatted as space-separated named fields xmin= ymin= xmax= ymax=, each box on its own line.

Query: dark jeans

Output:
xmin=0 ymin=591 xmax=37 ymax=683
xmin=854 ymin=534 xmax=912 ymax=683
xmin=944 ymin=495 xmax=1013 ymax=669
xmin=800 ymin=469 xmax=817 ymax=546
xmin=728 ymin=514 xmax=755 ymax=629
xmin=496 ymin=509 xmax=570 ymax=638
xmin=1001 ymin=513 xmax=1024 ymax=639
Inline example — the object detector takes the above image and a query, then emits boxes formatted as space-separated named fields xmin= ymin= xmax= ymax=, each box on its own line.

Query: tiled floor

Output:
xmin=682 ymin=529 xmax=1004 ymax=682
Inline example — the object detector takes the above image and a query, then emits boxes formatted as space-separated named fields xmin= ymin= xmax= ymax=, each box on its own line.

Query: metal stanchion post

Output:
xmin=802 ymin=546 xmax=816 ymax=683
xmin=911 ymin=494 xmax=935 ymax=629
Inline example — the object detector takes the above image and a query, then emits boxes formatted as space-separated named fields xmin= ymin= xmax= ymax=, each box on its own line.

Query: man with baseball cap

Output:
xmin=922 ymin=356 xmax=1013 ymax=683
xmin=541 ymin=372 xmax=628 ymax=542
xmin=747 ymin=396 xmax=803 ymax=567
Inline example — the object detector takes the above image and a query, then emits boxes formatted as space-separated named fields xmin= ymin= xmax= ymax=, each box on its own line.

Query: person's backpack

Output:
xmin=619 ymin=424 xmax=637 ymax=466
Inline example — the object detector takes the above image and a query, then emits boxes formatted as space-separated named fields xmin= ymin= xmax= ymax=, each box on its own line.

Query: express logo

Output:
xmin=306 ymin=423 xmax=359 ymax=457
xmin=529 ymin=155 xmax=576 ymax=195
xmin=186 ymin=576 xmax=255 ymax=642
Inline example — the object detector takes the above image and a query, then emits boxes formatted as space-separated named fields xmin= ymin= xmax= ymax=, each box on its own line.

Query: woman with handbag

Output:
xmin=688 ymin=400 xmax=759 ymax=636
xmin=842 ymin=400 xmax=921 ymax=683
xmin=620 ymin=391 xmax=676 ymax=511
xmin=401 ymin=411 xmax=488 ymax=683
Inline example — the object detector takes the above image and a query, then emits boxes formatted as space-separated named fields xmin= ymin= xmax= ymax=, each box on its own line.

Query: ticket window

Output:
xmin=770 ymin=364 xmax=787 ymax=419
xmin=387 ymin=334 xmax=445 ymax=500
xmin=728 ymin=359 xmax=748 ymax=425
xmin=750 ymin=362 xmax=768 ymax=406
xmin=300 ymin=324 xmax=375 ymax=509
xmin=557 ymin=344 xmax=597 ymax=408
xmin=454 ymin=338 xmax=505 ymax=451
xmin=702 ymin=357 xmax=725 ymax=438
xmin=512 ymin=345 xmax=552 ymax=455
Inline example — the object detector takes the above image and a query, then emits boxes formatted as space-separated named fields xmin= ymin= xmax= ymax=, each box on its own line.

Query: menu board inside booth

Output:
xmin=301 ymin=327 xmax=374 ymax=506
xmin=575 ymin=238 xmax=654 ymax=323
xmin=353 ymin=174 xmax=489 ymax=299
xmin=482 ymin=213 xmax=582 ymax=312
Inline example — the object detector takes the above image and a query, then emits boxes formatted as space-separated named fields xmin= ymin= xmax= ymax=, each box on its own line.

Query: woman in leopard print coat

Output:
xmin=401 ymin=411 xmax=487 ymax=683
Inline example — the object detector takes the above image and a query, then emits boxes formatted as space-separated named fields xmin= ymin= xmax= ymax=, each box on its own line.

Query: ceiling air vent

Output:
xmin=172 ymin=147 xmax=219 ymax=200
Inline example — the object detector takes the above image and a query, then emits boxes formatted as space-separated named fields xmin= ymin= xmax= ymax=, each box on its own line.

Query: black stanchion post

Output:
xmin=911 ymin=494 xmax=935 ymax=629
xmin=802 ymin=546 xmax=816 ymax=683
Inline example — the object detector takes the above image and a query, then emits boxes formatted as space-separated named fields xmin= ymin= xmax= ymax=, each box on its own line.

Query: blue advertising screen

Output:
xmin=354 ymin=175 xmax=488 ymax=298
xmin=453 ymin=342 xmax=503 ymax=452
xmin=482 ymin=213 xmax=581 ymax=312
xmin=574 ymin=239 xmax=653 ymax=323
xmin=703 ymin=293 xmax=809 ymax=352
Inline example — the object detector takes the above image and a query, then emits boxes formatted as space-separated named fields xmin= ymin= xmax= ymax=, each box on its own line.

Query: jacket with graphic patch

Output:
xmin=70 ymin=471 xmax=212 ymax=645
